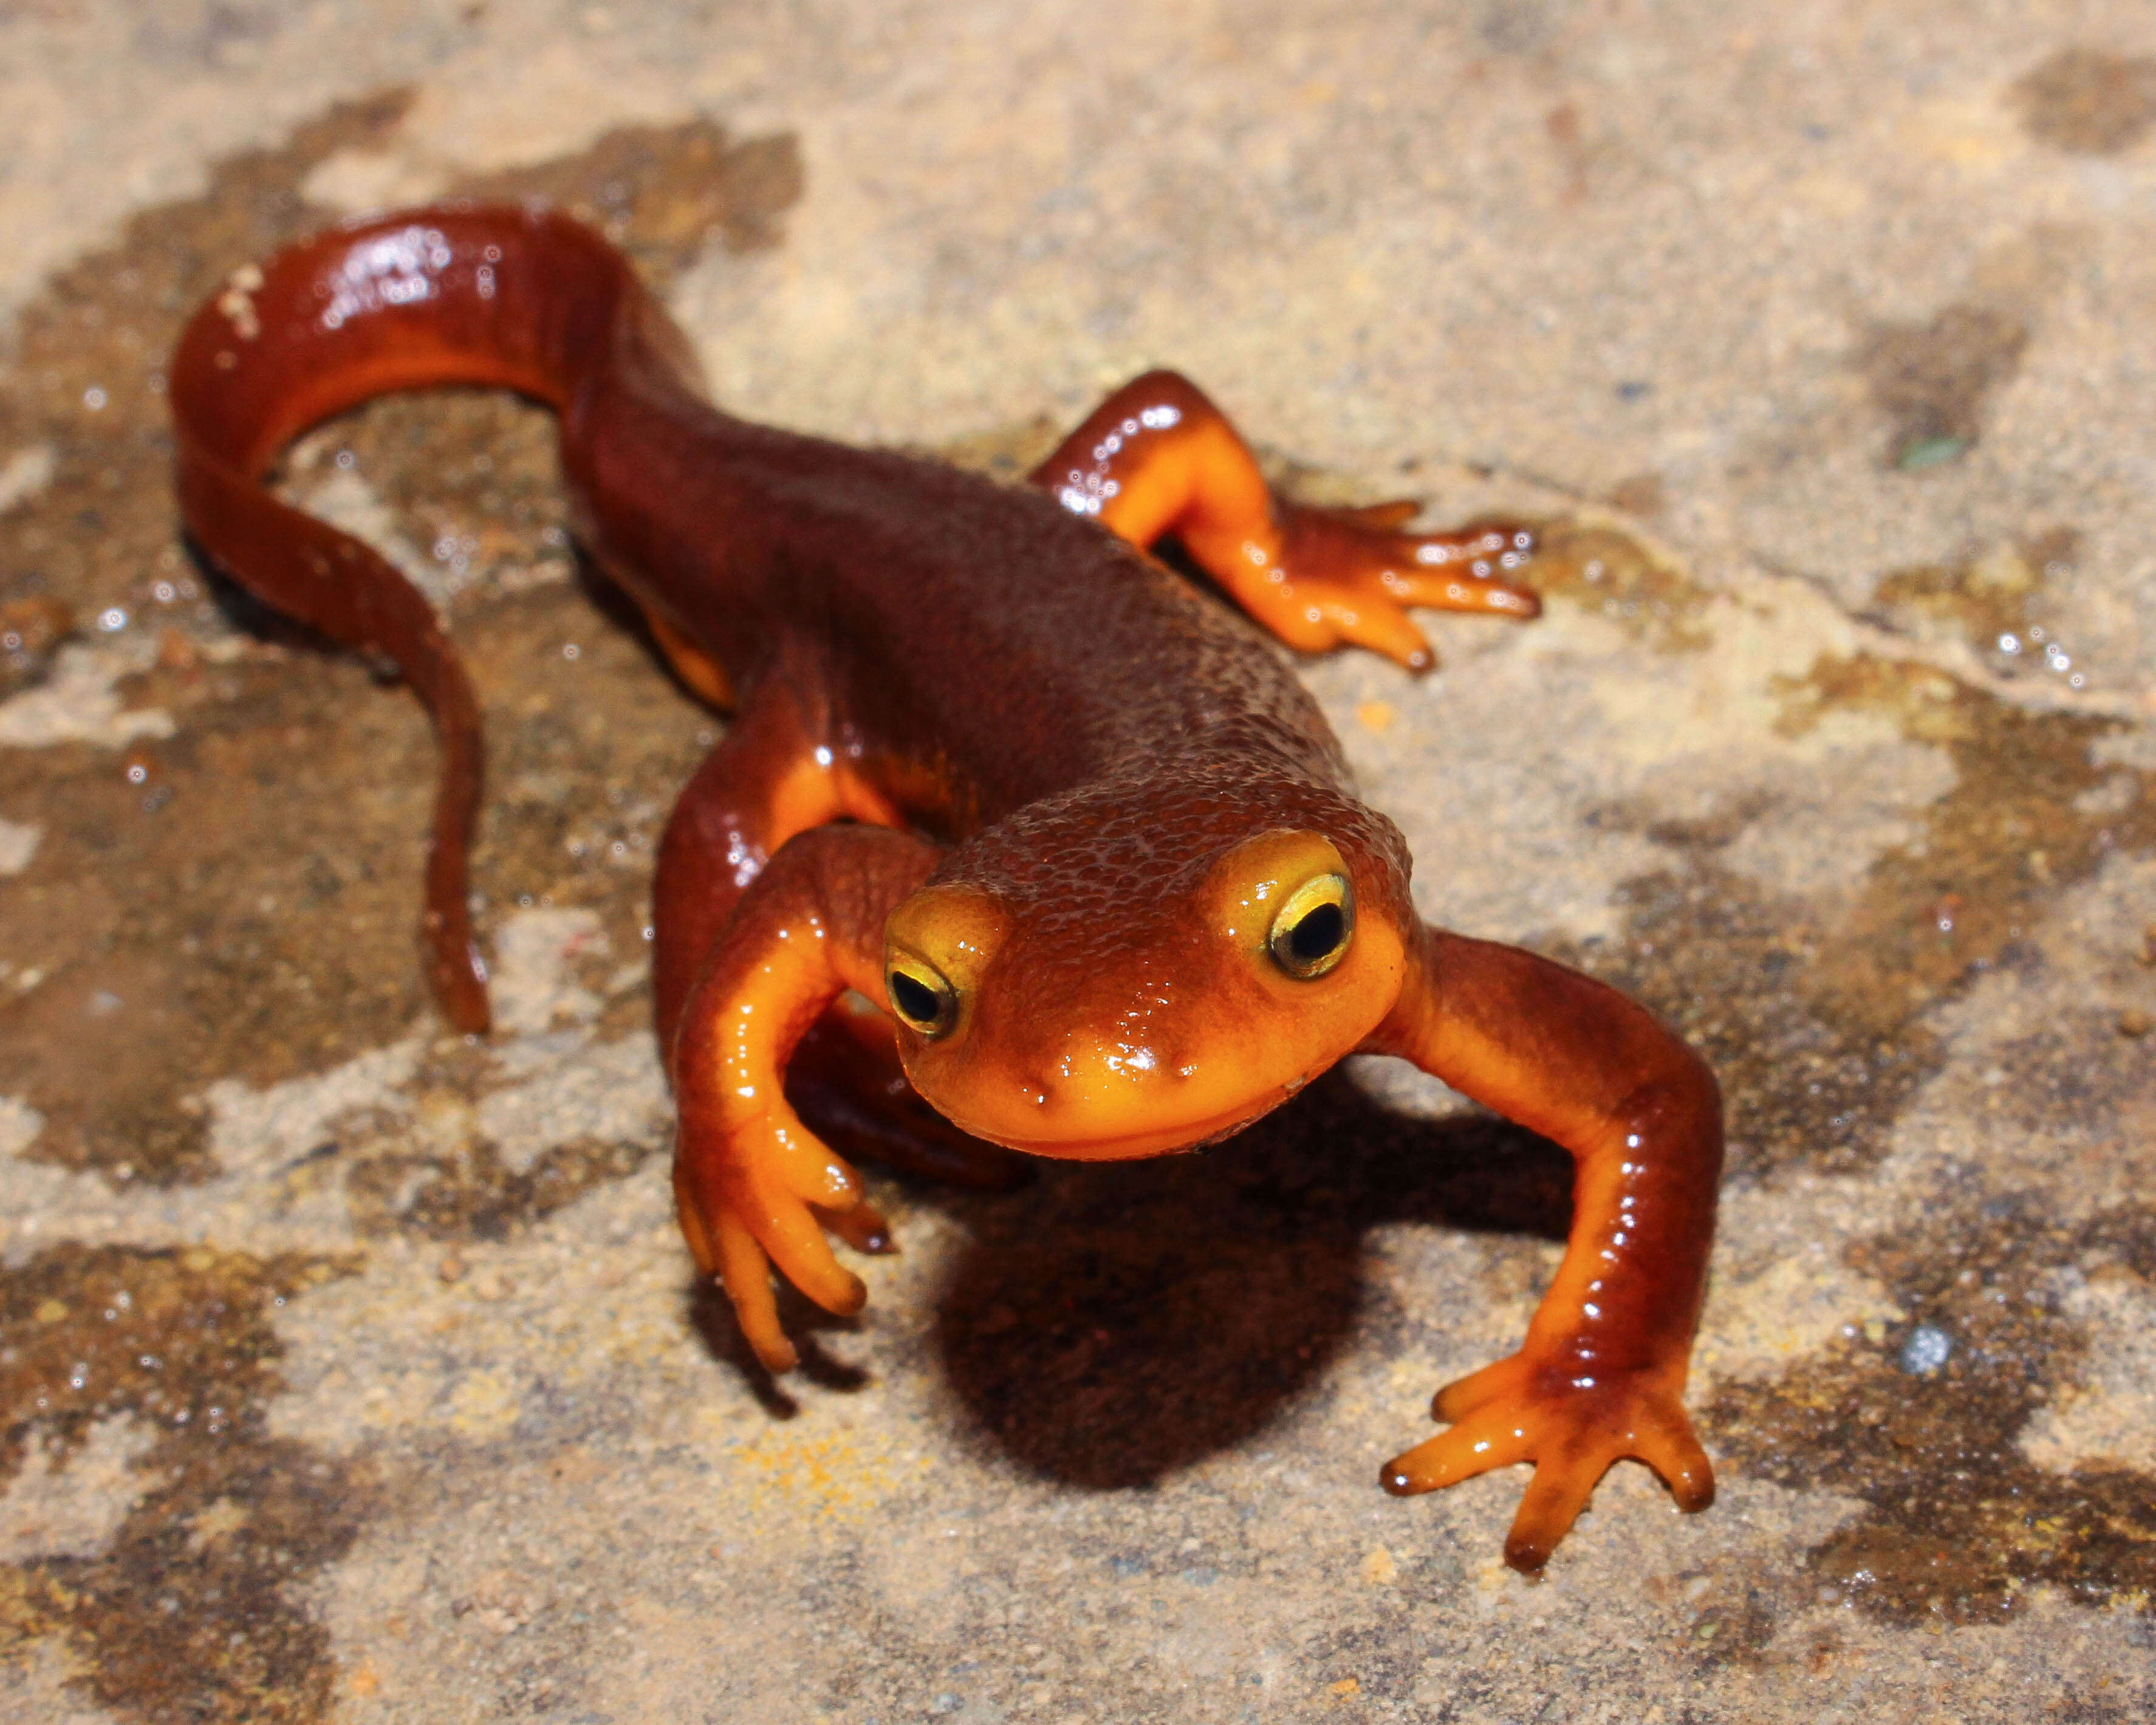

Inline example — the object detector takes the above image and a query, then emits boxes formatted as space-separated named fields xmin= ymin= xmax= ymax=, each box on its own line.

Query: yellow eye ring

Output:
xmin=1267 ymin=873 xmax=1355 ymax=979
xmin=886 ymin=951 xmax=959 ymax=1038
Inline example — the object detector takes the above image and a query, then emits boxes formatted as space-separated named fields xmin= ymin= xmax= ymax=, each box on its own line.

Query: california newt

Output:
xmin=169 ymin=205 xmax=1722 ymax=1571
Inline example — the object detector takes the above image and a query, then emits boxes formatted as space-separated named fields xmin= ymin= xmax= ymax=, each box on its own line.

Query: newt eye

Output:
xmin=1268 ymin=873 xmax=1355 ymax=979
xmin=886 ymin=952 xmax=959 ymax=1038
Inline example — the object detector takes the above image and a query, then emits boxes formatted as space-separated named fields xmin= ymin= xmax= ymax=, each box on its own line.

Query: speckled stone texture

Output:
xmin=2 ymin=4 xmax=2154 ymax=1721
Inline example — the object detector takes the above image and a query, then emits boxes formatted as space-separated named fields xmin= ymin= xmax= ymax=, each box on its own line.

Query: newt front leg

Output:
xmin=670 ymin=823 xmax=945 ymax=1370
xmin=653 ymin=673 xmax=1017 ymax=1206
xmin=1366 ymin=924 xmax=1722 ymax=1572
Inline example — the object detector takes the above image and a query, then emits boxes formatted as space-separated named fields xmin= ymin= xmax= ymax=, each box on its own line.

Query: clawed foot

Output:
xmin=679 ymin=996 xmax=1025 ymax=1373
xmin=1259 ymin=504 xmax=1539 ymax=672
xmin=674 ymin=1108 xmax=889 ymax=1374
xmin=1381 ymin=1349 xmax=1713 ymax=1572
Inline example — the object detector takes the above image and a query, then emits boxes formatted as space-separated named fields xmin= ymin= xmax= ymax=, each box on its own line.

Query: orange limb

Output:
xmin=651 ymin=677 xmax=1015 ymax=1197
xmin=650 ymin=674 xmax=899 ymax=1051
xmin=1363 ymin=924 xmax=1723 ymax=1571
xmin=1031 ymin=370 xmax=1539 ymax=672
xmin=670 ymin=824 xmax=945 ymax=1371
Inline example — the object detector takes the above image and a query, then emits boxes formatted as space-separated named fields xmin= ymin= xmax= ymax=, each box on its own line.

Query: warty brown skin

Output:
xmin=169 ymin=204 xmax=1723 ymax=1571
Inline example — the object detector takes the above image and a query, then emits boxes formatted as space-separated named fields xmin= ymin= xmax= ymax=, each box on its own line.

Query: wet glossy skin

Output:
xmin=170 ymin=205 xmax=1723 ymax=1572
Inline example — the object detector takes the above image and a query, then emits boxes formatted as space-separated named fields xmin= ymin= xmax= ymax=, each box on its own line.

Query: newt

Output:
xmin=169 ymin=205 xmax=1722 ymax=1571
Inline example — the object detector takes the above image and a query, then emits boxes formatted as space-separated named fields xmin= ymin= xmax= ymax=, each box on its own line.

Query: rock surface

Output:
xmin=1 ymin=4 xmax=2153 ymax=1721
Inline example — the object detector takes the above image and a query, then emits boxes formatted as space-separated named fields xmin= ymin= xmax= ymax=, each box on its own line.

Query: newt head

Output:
xmin=881 ymin=818 xmax=1410 ymax=1161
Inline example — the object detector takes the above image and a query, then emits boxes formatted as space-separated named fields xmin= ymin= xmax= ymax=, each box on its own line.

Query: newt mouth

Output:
xmin=948 ymin=1082 xmax=1301 ymax=1164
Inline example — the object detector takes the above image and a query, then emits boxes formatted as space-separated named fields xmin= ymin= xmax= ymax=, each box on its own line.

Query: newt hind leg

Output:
xmin=1031 ymin=369 xmax=1539 ymax=672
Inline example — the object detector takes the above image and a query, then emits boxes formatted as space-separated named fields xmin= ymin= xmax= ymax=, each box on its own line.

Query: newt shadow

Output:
xmin=685 ymin=1069 xmax=1569 ymax=1469
xmin=924 ymin=1069 xmax=1569 ymax=1489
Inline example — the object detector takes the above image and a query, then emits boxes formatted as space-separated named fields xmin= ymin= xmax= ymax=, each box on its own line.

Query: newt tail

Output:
xmin=171 ymin=208 xmax=692 ymax=1031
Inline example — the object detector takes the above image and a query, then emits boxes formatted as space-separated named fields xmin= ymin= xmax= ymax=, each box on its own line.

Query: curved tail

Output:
xmin=171 ymin=205 xmax=677 ymax=1032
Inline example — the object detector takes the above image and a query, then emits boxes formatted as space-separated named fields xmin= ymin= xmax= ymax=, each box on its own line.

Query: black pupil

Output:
xmin=1287 ymin=902 xmax=1345 ymax=962
xmin=889 ymin=970 xmax=943 ymax=1026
